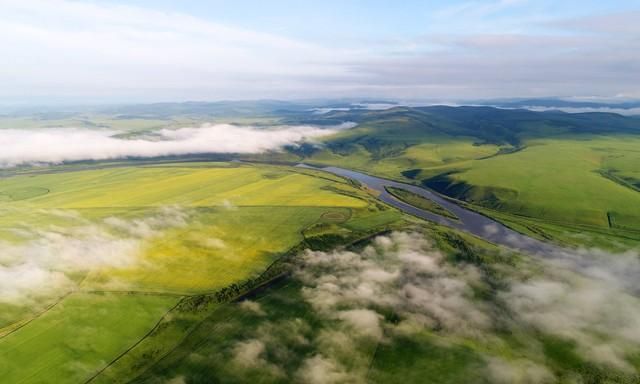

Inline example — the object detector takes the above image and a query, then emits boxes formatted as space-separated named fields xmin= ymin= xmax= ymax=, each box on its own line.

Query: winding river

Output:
xmin=302 ymin=164 xmax=560 ymax=255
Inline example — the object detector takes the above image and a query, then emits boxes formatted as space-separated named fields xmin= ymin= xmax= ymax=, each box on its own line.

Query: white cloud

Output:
xmin=0 ymin=0 xmax=354 ymax=102
xmin=225 ymin=232 xmax=491 ymax=382
xmin=296 ymin=355 xmax=354 ymax=384
xmin=197 ymin=238 xmax=227 ymax=250
xmin=239 ymin=300 xmax=265 ymax=316
xmin=1 ymin=0 xmax=639 ymax=101
xmin=232 ymin=339 xmax=267 ymax=367
xmin=297 ymin=232 xmax=490 ymax=337
xmin=521 ymin=106 xmax=640 ymax=116
xmin=0 ymin=207 xmax=189 ymax=305
xmin=483 ymin=223 xmax=500 ymax=236
xmin=0 ymin=262 xmax=74 ymax=305
xmin=187 ymin=231 xmax=640 ymax=380
xmin=486 ymin=357 xmax=556 ymax=384
xmin=336 ymin=309 xmax=383 ymax=339
xmin=0 ymin=123 xmax=352 ymax=167
xmin=500 ymin=244 xmax=640 ymax=371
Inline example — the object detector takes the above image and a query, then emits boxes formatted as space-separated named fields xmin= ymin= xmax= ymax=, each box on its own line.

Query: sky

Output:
xmin=1 ymin=0 xmax=639 ymax=104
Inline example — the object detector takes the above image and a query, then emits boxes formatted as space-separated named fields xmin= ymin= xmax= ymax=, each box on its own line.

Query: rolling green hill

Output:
xmin=2 ymin=104 xmax=639 ymax=383
xmin=282 ymin=106 xmax=640 ymax=248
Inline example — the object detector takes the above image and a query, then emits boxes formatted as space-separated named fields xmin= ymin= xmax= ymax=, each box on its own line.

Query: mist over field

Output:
xmin=227 ymin=232 xmax=491 ymax=383
xmin=503 ymin=248 xmax=640 ymax=371
xmin=0 ymin=123 xmax=354 ymax=167
xmin=0 ymin=207 xmax=189 ymax=305
xmin=213 ymin=231 xmax=640 ymax=383
xmin=1 ymin=1 xmax=639 ymax=383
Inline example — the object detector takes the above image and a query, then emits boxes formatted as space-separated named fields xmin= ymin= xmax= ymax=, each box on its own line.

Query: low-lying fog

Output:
xmin=0 ymin=122 xmax=355 ymax=167
xmin=231 ymin=232 xmax=640 ymax=383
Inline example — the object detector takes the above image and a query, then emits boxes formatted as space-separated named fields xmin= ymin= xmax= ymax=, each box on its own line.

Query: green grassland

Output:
xmin=0 ymin=163 xmax=371 ymax=298
xmin=1 ymin=105 xmax=639 ymax=383
xmin=129 ymin=224 xmax=639 ymax=384
xmin=133 ymin=281 xmax=488 ymax=384
xmin=0 ymin=161 xmax=406 ymax=384
xmin=0 ymin=164 xmax=366 ymax=209
xmin=0 ymin=293 xmax=178 ymax=384
xmin=285 ymin=107 xmax=640 ymax=249
xmin=386 ymin=186 xmax=458 ymax=220
xmin=433 ymin=136 xmax=640 ymax=228
xmin=420 ymin=135 xmax=640 ymax=249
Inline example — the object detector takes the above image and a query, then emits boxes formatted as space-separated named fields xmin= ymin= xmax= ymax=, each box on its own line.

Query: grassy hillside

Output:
xmin=425 ymin=136 xmax=640 ymax=229
xmin=131 ymin=226 xmax=640 ymax=384
xmin=289 ymin=107 xmax=640 ymax=248
xmin=1 ymin=105 xmax=639 ymax=383
xmin=386 ymin=186 xmax=458 ymax=220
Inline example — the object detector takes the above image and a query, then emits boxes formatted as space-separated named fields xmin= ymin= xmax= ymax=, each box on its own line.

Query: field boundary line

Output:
xmin=0 ymin=291 xmax=72 ymax=340
xmin=83 ymin=297 xmax=185 ymax=384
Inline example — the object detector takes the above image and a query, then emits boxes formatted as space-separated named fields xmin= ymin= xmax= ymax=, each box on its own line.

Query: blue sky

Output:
xmin=1 ymin=0 xmax=639 ymax=103
xmin=100 ymin=1 xmax=636 ymax=38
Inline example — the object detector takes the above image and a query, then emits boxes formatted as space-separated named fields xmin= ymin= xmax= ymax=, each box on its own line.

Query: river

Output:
xmin=301 ymin=164 xmax=559 ymax=255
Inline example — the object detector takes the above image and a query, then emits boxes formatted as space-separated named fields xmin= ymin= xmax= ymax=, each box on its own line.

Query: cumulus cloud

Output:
xmin=197 ymin=238 xmax=227 ymax=250
xmin=545 ymin=247 xmax=640 ymax=294
xmin=296 ymin=232 xmax=489 ymax=337
xmin=0 ymin=123 xmax=353 ymax=168
xmin=215 ymin=231 xmax=640 ymax=381
xmin=103 ymin=206 xmax=188 ymax=238
xmin=500 ymin=251 xmax=640 ymax=371
xmin=483 ymin=223 xmax=500 ymax=236
xmin=232 ymin=339 xmax=267 ymax=367
xmin=296 ymin=355 xmax=354 ymax=384
xmin=481 ymin=227 xmax=640 ymax=371
xmin=336 ymin=309 xmax=383 ymax=339
xmin=486 ymin=357 xmax=555 ymax=384
xmin=231 ymin=337 xmax=286 ymax=378
xmin=0 ymin=207 xmax=189 ymax=305
xmin=239 ymin=300 xmax=265 ymax=316
xmin=220 ymin=232 xmax=491 ymax=383
xmin=0 ymin=263 xmax=73 ymax=306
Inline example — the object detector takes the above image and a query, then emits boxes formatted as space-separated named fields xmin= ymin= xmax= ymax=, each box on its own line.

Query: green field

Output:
xmin=0 ymin=293 xmax=178 ymax=384
xmin=0 ymin=164 xmax=366 ymax=209
xmin=433 ymin=136 xmax=640 ymax=228
xmin=0 ymin=163 xmax=371 ymax=297
xmin=2 ymin=105 xmax=640 ymax=383
xmin=386 ymin=186 xmax=458 ymax=220
xmin=130 ymin=225 xmax=640 ymax=384
xmin=131 ymin=279 xmax=490 ymax=384
xmin=286 ymin=107 xmax=640 ymax=248
xmin=0 ymin=161 xmax=405 ymax=383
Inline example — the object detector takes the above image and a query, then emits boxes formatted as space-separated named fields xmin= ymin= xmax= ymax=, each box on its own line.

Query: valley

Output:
xmin=0 ymin=104 xmax=639 ymax=383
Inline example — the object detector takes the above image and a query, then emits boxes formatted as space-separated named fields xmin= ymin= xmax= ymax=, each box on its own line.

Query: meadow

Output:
xmin=295 ymin=108 xmax=640 ymax=249
xmin=386 ymin=186 xmax=458 ymax=220
xmin=0 ymin=161 xmax=403 ymax=383
xmin=0 ymin=293 xmax=178 ymax=384
xmin=434 ymin=136 xmax=640 ymax=228
xmin=131 ymin=224 xmax=640 ymax=384
xmin=2 ymin=105 xmax=639 ymax=383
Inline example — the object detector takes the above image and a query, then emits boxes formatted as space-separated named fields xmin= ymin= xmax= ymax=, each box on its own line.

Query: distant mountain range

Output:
xmin=471 ymin=98 xmax=640 ymax=113
xmin=2 ymin=97 xmax=640 ymax=119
